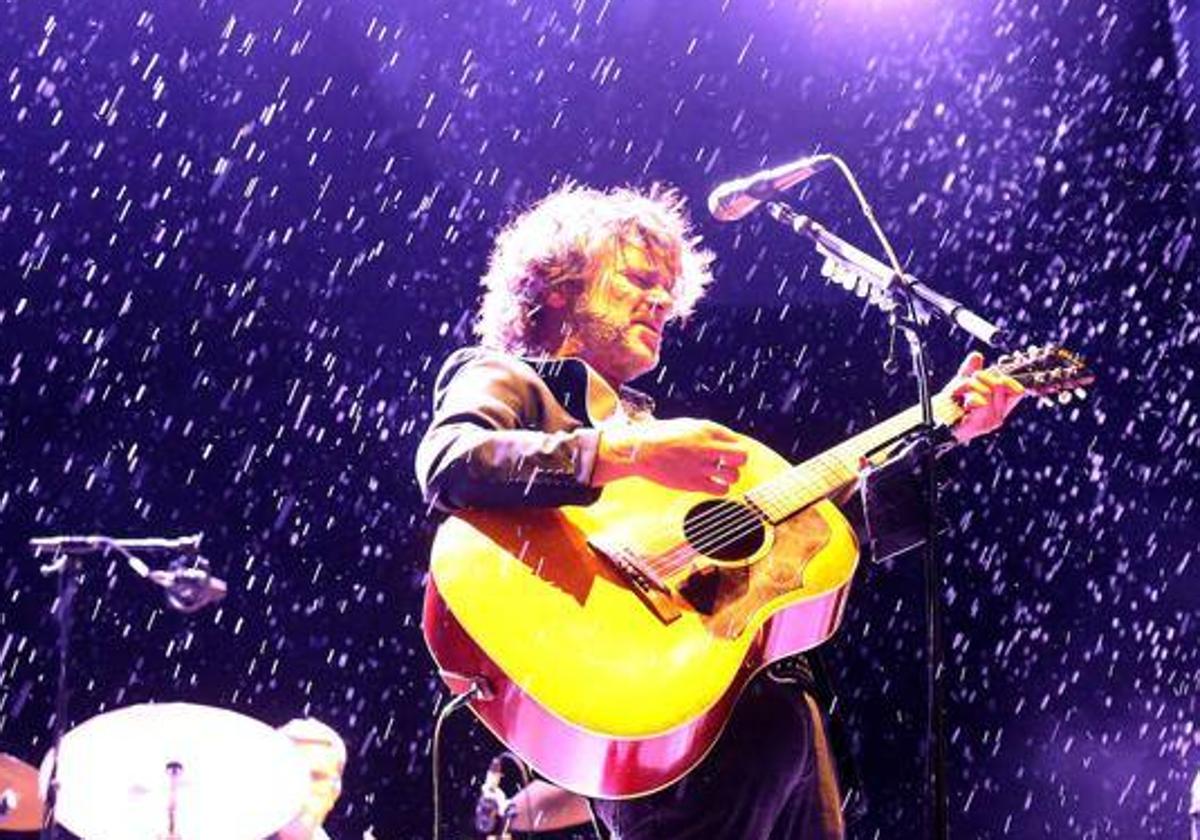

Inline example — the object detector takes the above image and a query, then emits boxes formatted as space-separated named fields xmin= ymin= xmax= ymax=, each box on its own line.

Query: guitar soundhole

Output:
xmin=683 ymin=500 xmax=765 ymax=562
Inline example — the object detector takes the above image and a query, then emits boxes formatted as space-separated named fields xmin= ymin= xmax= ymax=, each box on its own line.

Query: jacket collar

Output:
xmin=523 ymin=354 xmax=656 ymax=423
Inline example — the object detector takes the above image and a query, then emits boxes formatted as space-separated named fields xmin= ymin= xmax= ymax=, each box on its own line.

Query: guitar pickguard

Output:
xmin=691 ymin=504 xmax=832 ymax=640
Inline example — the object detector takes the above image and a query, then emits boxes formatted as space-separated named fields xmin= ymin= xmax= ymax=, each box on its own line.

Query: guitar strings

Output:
xmin=653 ymin=452 xmax=849 ymax=572
xmin=638 ymin=390 xmax=971 ymax=579
xmin=642 ymin=454 xmax=849 ymax=577
xmin=643 ymin=450 xmax=852 ymax=577
xmin=648 ymin=439 xmax=872 ymax=575
xmin=639 ymin=359 xmax=1045 ymax=579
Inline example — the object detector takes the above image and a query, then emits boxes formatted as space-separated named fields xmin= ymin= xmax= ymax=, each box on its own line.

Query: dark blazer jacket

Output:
xmin=415 ymin=346 xmax=653 ymax=512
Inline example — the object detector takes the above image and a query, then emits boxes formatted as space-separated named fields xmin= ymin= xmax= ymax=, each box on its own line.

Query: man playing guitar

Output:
xmin=416 ymin=182 xmax=1024 ymax=839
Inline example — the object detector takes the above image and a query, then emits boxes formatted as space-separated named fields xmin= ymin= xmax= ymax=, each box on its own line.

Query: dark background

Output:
xmin=1 ymin=0 xmax=1196 ymax=837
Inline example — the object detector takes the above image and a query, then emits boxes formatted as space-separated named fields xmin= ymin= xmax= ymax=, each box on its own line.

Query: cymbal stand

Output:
xmin=29 ymin=534 xmax=203 ymax=839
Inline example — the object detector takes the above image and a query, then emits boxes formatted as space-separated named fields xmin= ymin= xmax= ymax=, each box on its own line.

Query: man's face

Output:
xmin=563 ymin=235 xmax=679 ymax=386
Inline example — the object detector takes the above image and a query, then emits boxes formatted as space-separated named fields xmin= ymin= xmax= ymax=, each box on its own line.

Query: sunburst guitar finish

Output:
xmin=422 ymin=345 xmax=1094 ymax=798
xmin=423 ymin=437 xmax=858 ymax=799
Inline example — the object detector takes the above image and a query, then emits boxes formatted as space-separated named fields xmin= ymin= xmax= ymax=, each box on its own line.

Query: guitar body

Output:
xmin=423 ymin=435 xmax=859 ymax=799
xmin=421 ymin=344 xmax=1094 ymax=798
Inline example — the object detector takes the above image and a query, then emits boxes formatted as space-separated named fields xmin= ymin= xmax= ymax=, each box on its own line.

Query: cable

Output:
xmin=495 ymin=751 xmax=530 ymax=838
xmin=825 ymin=155 xmax=907 ymax=282
xmin=830 ymin=153 xmax=947 ymax=840
xmin=496 ymin=750 xmax=531 ymax=790
xmin=585 ymin=798 xmax=606 ymax=840
xmin=491 ymin=750 xmax=607 ymax=839
xmin=431 ymin=685 xmax=483 ymax=840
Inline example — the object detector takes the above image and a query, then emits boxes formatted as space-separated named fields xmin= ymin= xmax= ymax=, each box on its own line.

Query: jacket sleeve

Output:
xmin=414 ymin=348 xmax=604 ymax=512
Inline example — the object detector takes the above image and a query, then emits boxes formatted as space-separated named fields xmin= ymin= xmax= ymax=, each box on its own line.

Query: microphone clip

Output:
xmin=151 ymin=556 xmax=228 ymax=614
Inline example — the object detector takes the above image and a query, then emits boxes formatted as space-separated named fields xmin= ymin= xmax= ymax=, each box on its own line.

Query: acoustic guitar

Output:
xmin=423 ymin=346 xmax=1091 ymax=798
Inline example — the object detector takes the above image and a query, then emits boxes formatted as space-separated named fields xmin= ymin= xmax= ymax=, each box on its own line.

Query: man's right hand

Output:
xmin=591 ymin=418 xmax=749 ymax=494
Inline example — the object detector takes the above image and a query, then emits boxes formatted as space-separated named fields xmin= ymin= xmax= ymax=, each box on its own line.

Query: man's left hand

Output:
xmin=943 ymin=351 xmax=1025 ymax=444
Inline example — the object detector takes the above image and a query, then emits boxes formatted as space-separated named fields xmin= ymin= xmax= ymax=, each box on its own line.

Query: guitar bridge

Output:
xmin=587 ymin=537 xmax=681 ymax=625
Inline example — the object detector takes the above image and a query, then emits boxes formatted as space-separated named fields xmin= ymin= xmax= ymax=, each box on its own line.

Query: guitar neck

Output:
xmin=746 ymin=393 xmax=965 ymax=523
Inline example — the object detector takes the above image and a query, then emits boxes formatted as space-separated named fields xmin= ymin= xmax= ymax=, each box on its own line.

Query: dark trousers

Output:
xmin=593 ymin=677 xmax=845 ymax=840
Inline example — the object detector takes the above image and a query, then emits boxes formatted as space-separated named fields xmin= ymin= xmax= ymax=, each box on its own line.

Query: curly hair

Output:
xmin=475 ymin=181 xmax=716 ymax=354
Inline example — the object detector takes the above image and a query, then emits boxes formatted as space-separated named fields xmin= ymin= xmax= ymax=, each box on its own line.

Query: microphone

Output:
xmin=149 ymin=557 xmax=227 ymax=613
xmin=30 ymin=533 xmax=225 ymax=613
xmin=707 ymin=153 xmax=833 ymax=222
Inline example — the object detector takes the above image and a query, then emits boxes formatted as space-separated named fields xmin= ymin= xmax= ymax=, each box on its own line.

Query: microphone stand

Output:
xmin=29 ymin=534 xmax=204 ymax=840
xmin=765 ymin=206 xmax=1009 ymax=350
xmin=766 ymin=176 xmax=1003 ymax=840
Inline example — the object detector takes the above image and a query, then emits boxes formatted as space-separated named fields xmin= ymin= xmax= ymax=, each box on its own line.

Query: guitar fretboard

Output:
xmin=745 ymin=393 xmax=965 ymax=523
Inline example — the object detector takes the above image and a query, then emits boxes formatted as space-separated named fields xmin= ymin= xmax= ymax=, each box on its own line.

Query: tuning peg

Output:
xmin=1057 ymin=391 xmax=1073 ymax=405
xmin=1073 ymin=387 xmax=1088 ymax=400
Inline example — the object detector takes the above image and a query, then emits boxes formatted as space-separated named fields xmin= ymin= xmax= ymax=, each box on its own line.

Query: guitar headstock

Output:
xmin=994 ymin=345 xmax=1095 ymax=406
